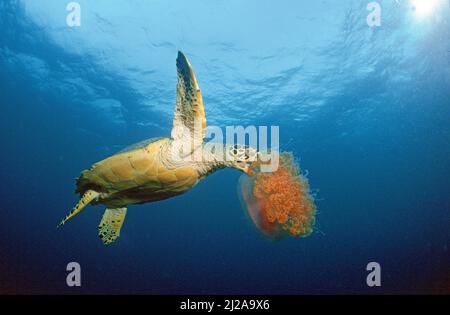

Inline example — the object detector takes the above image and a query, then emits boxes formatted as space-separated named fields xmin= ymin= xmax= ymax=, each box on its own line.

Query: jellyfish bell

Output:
xmin=238 ymin=174 xmax=287 ymax=240
xmin=237 ymin=151 xmax=316 ymax=240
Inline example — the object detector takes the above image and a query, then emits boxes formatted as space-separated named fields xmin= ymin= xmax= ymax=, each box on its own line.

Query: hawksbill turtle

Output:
xmin=59 ymin=51 xmax=259 ymax=244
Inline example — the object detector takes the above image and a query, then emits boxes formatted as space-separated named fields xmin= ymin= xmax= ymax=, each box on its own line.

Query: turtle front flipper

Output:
xmin=58 ymin=190 xmax=100 ymax=227
xmin=171 ymin=51 xmax=206 ymax=155
xmin=98 ymin=207 xmax=127 ymax=245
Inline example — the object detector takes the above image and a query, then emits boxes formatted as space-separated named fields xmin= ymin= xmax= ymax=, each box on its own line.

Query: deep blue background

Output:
xmin=0 ymin=0 xmax=449 ymax=294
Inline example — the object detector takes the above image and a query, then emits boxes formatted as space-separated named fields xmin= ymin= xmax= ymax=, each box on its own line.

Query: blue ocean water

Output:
xmin=0 ymin=0 xmax=449 ymax=294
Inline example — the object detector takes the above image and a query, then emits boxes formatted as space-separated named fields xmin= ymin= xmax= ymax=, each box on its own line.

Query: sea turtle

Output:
xmin=59 ymin=51 xmax=258 ymax=244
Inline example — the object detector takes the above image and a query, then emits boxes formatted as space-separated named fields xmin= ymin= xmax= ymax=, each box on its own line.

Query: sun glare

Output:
xmin=410 ymin=0 xmax=440 ymax=18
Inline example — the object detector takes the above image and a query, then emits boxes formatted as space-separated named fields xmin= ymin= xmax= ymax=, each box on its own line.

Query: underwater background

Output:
xmin=0 ymin=0 xmax=449 ymax=294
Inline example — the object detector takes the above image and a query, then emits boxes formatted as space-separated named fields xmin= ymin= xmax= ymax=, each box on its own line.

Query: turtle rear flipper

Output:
xmin=98 ymin=207 xmax=127 ymax=245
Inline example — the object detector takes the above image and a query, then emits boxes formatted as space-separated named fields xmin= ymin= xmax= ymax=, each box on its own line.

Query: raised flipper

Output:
xmin=98 ymin=207 xmax=127 ymax=245
xmin=171 ymin=51 xmax=206 ymax=155
xmin=58 ymin=190 xmax=100 ymax=227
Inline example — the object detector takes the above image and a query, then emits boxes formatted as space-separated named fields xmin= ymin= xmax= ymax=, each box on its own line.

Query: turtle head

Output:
xmin=225 ymin=144 xmax=258 ymax=176
xmin=196 ymin=143 xmax=260 ymax=176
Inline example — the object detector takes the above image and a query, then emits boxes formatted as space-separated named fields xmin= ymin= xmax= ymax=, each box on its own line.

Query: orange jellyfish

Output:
xmin=238 ymin=152 xmax=316 ymax=239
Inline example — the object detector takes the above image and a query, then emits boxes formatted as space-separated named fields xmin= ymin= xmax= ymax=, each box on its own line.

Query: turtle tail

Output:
xmin=57 ymin=190 xmax=100 ymax=228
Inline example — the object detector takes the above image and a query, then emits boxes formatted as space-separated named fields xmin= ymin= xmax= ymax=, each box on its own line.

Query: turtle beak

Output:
xmin=241 ymin=153 xmax=261 ymax=176
xmin=230 ymin=161 xmax=255 ymax=176
xmin=244 ymin=167 xmax=256 ymax=177
xmin=243 ymin=152 xmax=261 ymax=176
xmin=242 ymin=165 xmax=254 ymax=176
